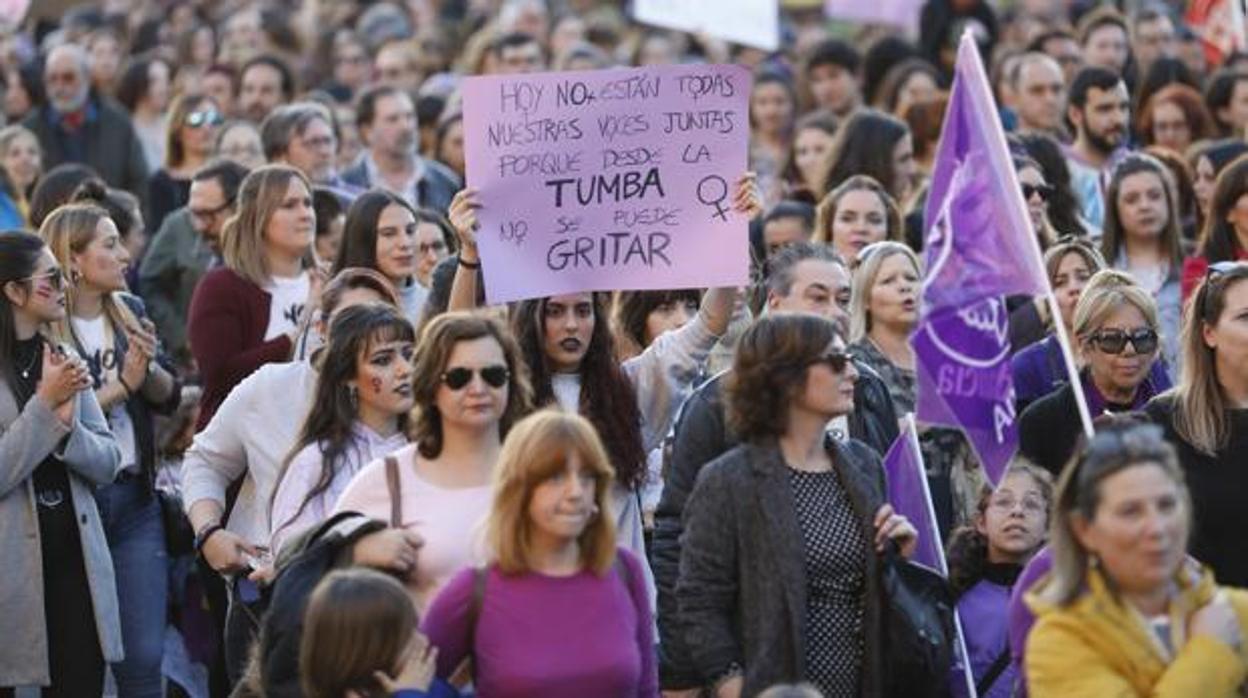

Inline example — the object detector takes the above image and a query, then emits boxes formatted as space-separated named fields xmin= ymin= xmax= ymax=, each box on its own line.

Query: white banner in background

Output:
xmin=632 ymin=0 xmax=780 ymax=51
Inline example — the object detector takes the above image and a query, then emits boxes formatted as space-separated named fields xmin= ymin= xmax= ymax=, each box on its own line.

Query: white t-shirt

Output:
xmin=263 ymin=272 xmax=311 ymax=341
xmin=71 ymin=313 xmax=138 ymax=472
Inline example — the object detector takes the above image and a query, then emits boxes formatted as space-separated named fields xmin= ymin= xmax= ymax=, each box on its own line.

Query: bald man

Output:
xmin=24 ymin=43 xmax=150 ymax=197
xmin=1012 ymin=53 xmax=1067 ymax=136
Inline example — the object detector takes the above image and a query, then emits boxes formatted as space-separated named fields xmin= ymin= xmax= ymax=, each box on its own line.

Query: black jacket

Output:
xmin=676 ymin=439 xmax=888 ymax=697
xmin=24 ymin=95 xmax=150 ymax=199
xmin=257 ymin=513 xmax=388 ymax=697
xmin=652 ymin=363 xmax=898 ymax=689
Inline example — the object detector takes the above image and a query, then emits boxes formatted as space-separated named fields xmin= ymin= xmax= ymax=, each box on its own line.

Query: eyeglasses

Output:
xmin=1021 ymin=183 xmax=1055 ymax=202
xmin=20 ymin=268 xmax=67 ymax=290
xmin=189 ymin=201 xmax=232 ymax=222
xmin=988 ymin=494 xmax=1047 ymax=514
xmin=299 ymin=135 xmax=336 ymax=150
xmin=1088 ymin=327 xmax=1159 ymax=355
xmin=811 ymin=350 xmax=853 ymax=374
xmin=185 ymin=109 xmax=224 ymax=128
xmin=441 ymin=365 xmax=509 ymax=390
xmin=419 ymin=240 xmax=447 ymax=255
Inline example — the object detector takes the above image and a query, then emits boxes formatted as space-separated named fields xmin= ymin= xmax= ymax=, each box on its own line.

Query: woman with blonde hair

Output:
xmin=1019 ymin=269 xmax=1171 ymax=475
xmin=333 ymin=312 xmax=533 ymax=611
xmin=40 ymin=202 xmax=180 ymax=697
xmin=421 ymin=409 xmax=657 ymax=697
xmin=848 ymin=241 xmax=986 ymax=537
xmin=1025 ymin=422 xmax=1248 ymax=697
xmin=187 ymin=164 xmax=322 ymax=429
xmin=1145 ymin=261 xmax=1248 ymax=587
xmin=0 ymin=124 xmax=41 ymax=228
xmin=813 ymin=175 xmax=903 ymax=267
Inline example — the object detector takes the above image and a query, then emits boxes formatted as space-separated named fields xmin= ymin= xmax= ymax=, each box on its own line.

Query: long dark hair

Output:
xmin=273 ymin=303 xmax=415 ymax=533
xmin=1012 ymin=133 xmax=1088 ymax=237
xmin=822 ymin=108 xmax=909 ymax=202
xmin=511 ymin=293 xmax=647 ymax=488
xmin=1200 ymin=154 xmax=1248 ymax=262
xmin=0 ymin=230 xmax=46 ymax=388
xmin=332 ymin=189 xmax=419 ymax=279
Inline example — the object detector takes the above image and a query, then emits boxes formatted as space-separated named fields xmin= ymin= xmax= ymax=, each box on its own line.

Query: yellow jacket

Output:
xmin=1025 ymin=563 xmax=1248 ymax=697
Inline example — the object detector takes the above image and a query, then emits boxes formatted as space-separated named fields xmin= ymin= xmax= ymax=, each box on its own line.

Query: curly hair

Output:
xmin=410 ymin=312 xmax=533 ymax=459
xmin=510 ymin=293 xmax=648 ymax=489
xmin=726 ymin=313 xmax=840 ymax=441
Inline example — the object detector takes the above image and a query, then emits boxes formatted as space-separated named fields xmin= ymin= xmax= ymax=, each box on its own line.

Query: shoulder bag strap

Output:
xmin=384 ymin=455 xmax=402 ymax=527
xmin=976 ymin=647 xmax=1012 ymax=695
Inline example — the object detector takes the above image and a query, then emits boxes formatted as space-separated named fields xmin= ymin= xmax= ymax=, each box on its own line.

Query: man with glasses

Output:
xmin=260 ymin=102 xmax=355 ymax=194
xmin=22 ymin=42 xmax=149 ymax=197
xmin=139 ymin=160 xmax=249 ymax=371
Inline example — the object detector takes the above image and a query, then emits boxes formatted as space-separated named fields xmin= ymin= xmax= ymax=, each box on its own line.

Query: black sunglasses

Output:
xmin=1021 ymin=183 xmax=1055 ymax=202
xmin=812 ymin=350 xmax=854 ymax=374
xmin=1088 ymin=328 xmax=1159 ymax=355
xmin=441 ymin=365 xmax=509 ymax=390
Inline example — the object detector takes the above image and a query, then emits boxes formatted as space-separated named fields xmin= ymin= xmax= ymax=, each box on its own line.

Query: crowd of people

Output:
xmin=2 ymin=0 xmax=1248 ymax=697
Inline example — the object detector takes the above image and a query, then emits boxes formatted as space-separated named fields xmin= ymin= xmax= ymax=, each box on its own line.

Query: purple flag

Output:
xmin=883 ymin=417 xmax=944 ymax=573
xmin=913 ymin=32 xmax=1050 ymax=486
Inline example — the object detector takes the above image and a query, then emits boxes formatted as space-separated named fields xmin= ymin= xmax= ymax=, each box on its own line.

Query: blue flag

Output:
xmin=913 ymin=32 xmax=1051 ymax=486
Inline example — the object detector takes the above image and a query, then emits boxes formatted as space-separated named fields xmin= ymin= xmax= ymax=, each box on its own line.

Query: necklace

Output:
xmin=16 ymin=337 xmax=40 ymax=380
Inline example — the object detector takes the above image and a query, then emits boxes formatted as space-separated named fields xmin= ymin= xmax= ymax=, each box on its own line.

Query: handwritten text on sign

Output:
xmin=462 ymin=64 xmax=751 ymax=304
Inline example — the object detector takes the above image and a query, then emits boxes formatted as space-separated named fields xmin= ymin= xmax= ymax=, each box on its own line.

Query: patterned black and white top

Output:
xmin=787 ymin=466 xmax=867 ymax=698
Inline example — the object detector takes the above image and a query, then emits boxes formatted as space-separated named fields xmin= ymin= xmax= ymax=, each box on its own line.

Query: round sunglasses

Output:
xmin=441 ymin=365 xmax=509 ymax=390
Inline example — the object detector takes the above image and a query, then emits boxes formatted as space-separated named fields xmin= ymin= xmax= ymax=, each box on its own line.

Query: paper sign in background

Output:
xmin=462 ymin=64 xmax=752 ymax=304
xmin=632 ymin=0 xmax=779 ymax=51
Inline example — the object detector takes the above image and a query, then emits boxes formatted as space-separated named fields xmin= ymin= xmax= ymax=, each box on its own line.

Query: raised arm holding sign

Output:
xmin=457 ymin=64 xmax=753 ymax=306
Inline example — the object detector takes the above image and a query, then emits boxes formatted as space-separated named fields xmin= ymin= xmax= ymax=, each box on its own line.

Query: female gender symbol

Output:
xmin=696 ymin=174 xmax=730 ymax=222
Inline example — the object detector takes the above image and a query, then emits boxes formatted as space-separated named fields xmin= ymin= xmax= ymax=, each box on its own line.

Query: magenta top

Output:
xmin=421 ymin=548 xmax=658 ymax=698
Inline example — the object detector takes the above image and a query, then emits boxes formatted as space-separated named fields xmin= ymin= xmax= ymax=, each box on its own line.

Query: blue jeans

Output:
xmin=97 ymin=474 xmax=168 ymax=698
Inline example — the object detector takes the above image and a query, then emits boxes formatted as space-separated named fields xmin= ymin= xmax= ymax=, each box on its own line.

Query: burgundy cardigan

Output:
xmin=188 ymin=267 xmax=293 ymax=430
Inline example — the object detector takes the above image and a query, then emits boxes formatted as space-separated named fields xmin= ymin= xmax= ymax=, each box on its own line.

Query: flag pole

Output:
xmin=956 ymin=29 xmax=1096 ymax=440
xmin=902 ymin=414 xmax=978 ymax=698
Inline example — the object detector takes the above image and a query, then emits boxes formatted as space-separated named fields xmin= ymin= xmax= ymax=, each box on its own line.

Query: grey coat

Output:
xmin=0 ymin=377 xmax=124 ymax=687
xmin=676 ymin=438 xmax=887 ymax=697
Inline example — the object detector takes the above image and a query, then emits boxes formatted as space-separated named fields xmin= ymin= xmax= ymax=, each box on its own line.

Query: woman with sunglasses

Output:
xmin=848 ymin=241 xmax=985 ymax=536
xmin=1145 ymin=261 xmax=1248 ymax=587
xmin=1007 ymin=157 xmax=1062 ymax=355
xmin=1012 ymin=238 xmax=1112 ymax=411
xmin=1101 ymin=153 xmax=1186 ymax=373
xmin=1019 ymin=270 xmax=1171 ymax=476
xmin=147 ymin=94 xmax=223 ymax=231
xmin=269 ymin=303 xmax=415 ymax=555
xmin=39 ymin=201 xmax=181 ymax=698
xmin=1180 ymin=154 xmax=1248 ymax=302
xmin=334 ymin=312 xmax=533 ymax=611
xmin=0 ymin=231 xmax=122 ymax=696
xmin=677 ymin=313 xmax=916 ymax=697
xmin=1025 ymin=422 xmax=1248 ymax=697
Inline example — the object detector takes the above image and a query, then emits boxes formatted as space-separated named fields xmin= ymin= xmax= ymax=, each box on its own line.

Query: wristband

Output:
xmin=117 ymin=375 xmax=134 ymax=397
xmin=194 ymin=522 xmax=225 ymax=554
xmin=458 ymin=256 xmax=481 ymax=269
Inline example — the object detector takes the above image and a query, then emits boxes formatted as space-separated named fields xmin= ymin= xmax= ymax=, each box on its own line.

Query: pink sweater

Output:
xmin=332 ymin=444 xmax=492 ymax=611
xmin=422 ymin=548 xmax=658 ymax=698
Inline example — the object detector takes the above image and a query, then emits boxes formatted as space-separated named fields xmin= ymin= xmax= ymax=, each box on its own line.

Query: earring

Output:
xmin=347 ymin=385 xmax=358 ymax=410
xmin=69 ymin=269 xmax=81 ymax=284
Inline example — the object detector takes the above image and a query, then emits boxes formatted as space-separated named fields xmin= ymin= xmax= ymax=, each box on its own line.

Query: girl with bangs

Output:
xmin=333 ymin=312 xmax=534 ymax=611
xmin=422 ymin=409 xmax=657 ymax=698
xmin=269 ymin=303 xmax=415 ymax=555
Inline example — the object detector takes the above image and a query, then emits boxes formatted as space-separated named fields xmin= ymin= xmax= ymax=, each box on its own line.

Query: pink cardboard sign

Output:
xmin=462 ymin=64 xmax=751 ymax=304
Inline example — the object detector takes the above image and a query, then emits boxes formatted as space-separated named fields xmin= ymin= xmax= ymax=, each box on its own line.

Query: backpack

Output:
xmin=882 ymin=549 xmax=956 ymax=698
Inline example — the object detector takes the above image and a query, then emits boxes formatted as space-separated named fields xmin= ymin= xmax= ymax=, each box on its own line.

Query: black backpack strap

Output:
xmin=976 ymin=647 xmax=1012 ymax=695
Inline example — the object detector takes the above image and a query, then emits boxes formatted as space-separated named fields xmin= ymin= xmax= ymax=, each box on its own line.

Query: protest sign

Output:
xmin=824 ymin=0 xmax=921 ymax=34
xmin=462 ymin=64 xmax=752 ymax=304
xmin=632 ymin=0 xmax=779 ymax=51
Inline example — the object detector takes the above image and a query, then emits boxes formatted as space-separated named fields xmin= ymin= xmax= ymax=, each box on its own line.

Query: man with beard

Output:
xmin=23 ymin=43 xmax=149 ymax=196
xmin=1065 ymin=66 xmax=1130 ymax=231
xmin=342 ymin=84 xmax=461 ymax=214
xmin=139 ymin=160 xmax=249 ymax=371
